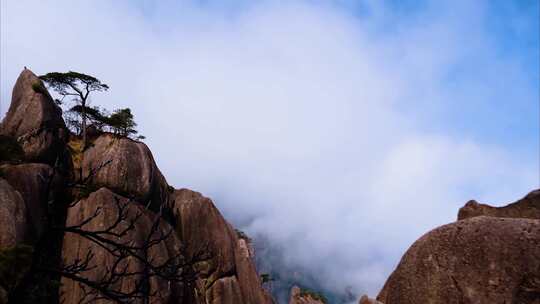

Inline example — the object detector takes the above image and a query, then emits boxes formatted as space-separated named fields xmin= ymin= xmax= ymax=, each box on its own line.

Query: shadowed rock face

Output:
xmin=458 ymin=189 xmax=540 ymax=220
xmin=288 ymin=286 xmax=326 ymax=304
xmin=60 ymin=188 xmax=183 ymax=304
xmin=81 ymin=134 xmax=170 ymax=211
xmin=377 ymin=216 xmax=540 ymax=304
xmin=0 ymin=178 xmax=28 ymax=248
xmin=0 ymin=163 xmax=61 ymax=241
xmin=0 ymin=70 xmax=66 ymax=164
xmin=171 ymin=188 xmax=273 ymax=304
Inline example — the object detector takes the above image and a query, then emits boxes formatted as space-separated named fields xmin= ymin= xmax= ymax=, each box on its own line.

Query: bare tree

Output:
xmin=53 ymin=195 xmax=204 ymax=304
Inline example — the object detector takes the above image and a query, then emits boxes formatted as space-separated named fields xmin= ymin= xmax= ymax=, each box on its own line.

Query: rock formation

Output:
xmin=376 ymin=216 xmax=540 ymax=304
xmin=358 ymin=189 xmax=540 ymax=304
xmin=0 ymin=178 xmax=28 ymax=248
xmin=288 ymin=286 xmax=326 ymax=304
xmin=170 ymin=189 xmax=273 ymax=304
xmin=60 ymin=188 xmax=183 ymax=304
xmin=0 ymin=69 xmax=273 ymax=304
xmin=81 ymin=134 xmax=170 ymax=212
xmin=0 ymin=163 xmax=60 ymax=241
xmin=358 ymin=295 xmax=382 ymax=304
xmin=0 ymin=69 xmax=66 ymax=164
xmin=458 ymin=189 xmax=540 ymax=220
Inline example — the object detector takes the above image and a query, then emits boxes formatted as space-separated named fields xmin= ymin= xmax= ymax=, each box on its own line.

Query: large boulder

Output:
xmin=0 ymin=163 xmax=61 ymax=241
xmin=170 ymin=188 xmax=273 ymax=304
xmin=0 ymin=178 xmax=28 ymax=248
xmin=377 ymin=216 xmax=540 ymax=304
xmin=60 ymin=188 xmax=183 ymax=304
xmin=458 ymin=189 xmax=540 ymax=220
xmin=288 ymin=286 xmax=327 ymax=304
xmin=0 ymin=69 xmax=66 ymax=164
xmin=81 ymin=134 xmax=170 ymax=212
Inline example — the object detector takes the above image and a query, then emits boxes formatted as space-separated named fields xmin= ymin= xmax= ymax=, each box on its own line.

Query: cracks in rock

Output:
xmin=204 ymin=268 xmax=238 ymax=291
xmin=450 ymin=275 xmax=465 ymax=303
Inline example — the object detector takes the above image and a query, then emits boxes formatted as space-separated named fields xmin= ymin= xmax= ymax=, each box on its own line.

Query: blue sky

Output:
xmin=357 ymin=0 xmax=539 ymax=148
xmin=1 ymin=0 xmax=539 ymax=301
xmin=126 ymin=0 xmax=540 ymax=148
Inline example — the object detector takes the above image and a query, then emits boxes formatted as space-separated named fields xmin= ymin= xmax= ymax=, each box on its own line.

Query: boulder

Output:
xmin=0 ymin=178 xmax=28 ymax=248
xmin=60 ymin=188 xmax=183 ymax=304
xmin=458 ymin=189 xmax=540 ymax=220
xmin=170 ymin=188 xmax=273 ymax=304
xmin=0 ymin=163 xmax=61 ymax=240
xmin=289 ymin=286 xmax=327 ymax=304
xmin=205 ymin=276 xmax=244 ymax=304
xmin=377 ymin=216 xmax=540 ymax=304
xmin=358 ymin=295 xmax=383 ymax=304
xmin=81 ymin=134 xmax=170 ymax=211
xmin=0 ymin=69 xmax=66 ymax=164
xmin=170 ymin=189 xmax=236 ymax=279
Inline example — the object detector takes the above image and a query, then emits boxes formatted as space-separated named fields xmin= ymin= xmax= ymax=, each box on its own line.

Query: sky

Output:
xmin=1 ymin=0 xmax=539 ymax=302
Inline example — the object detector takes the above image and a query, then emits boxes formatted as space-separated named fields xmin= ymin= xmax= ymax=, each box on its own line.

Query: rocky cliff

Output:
xmin=0 ymin=69 xmax=66 ymax=164
xmin=288 ymin=286 xmax=327 ymax=304
xmin=369 ymin=190 xmax=540 ymax=304
xmin=0 ymin=69 xmax=273 ymax=304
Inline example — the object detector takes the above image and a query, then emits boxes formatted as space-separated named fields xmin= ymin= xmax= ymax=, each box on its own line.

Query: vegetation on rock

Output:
xmin=298 ymin=287 xmax=328 ymax=304
xmin=66 ymin=106 xmax=144 ymax=140
xmin=235 ymin=228 xmax=252 ymax=242
xmin=260 ymin=273 xmax=274 ymax=284
xmin=39 ymin=71 xmax=109 ymax=147
xmin=30 ymin=81 xmax=48 ymax=95
xmin=40 ymin=71 xmax=145 ymax=143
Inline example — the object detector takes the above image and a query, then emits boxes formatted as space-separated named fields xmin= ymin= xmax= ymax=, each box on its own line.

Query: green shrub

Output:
xmin=260 ymin=273 xmax=274 ymax=284
xmin=235 ymin=229 xmax=251 ymax=242
xmin=31 ymin=81 xmax=48 ymax=95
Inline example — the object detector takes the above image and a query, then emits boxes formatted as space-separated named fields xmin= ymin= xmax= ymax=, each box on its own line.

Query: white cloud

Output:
xmin=1 ymin=0 xmax=537 ymax=300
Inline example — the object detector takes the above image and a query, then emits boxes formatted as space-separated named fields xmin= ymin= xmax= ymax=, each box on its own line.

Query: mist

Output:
xmin=1 ymin=0 xmax=538 ymax=301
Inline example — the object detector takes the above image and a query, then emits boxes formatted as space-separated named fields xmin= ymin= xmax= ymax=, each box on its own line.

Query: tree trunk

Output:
xmin=80 ymin=101 xmax=87 ymax=181
xmin=81 ymin=101 xmax=87 ymax=148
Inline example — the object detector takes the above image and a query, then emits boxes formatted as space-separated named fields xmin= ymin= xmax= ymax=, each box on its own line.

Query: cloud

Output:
xmin=1 ymin=0 xmax=537 ymax=301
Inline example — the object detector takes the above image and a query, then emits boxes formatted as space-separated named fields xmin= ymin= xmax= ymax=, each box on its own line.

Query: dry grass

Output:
xmin=67 ymin=137 xmax=84 ymax=170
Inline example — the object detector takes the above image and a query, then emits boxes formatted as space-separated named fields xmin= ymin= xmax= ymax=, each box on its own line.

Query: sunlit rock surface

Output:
xmin=458 ymin=189 xmax=540 ymax=220
xmin=377 ymin=216 xmax=540 ymax=304
xmin=171 ymin=188 xmax=273 ymax=304
xmin=0 ymin=69 xmax=66 ymax=164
